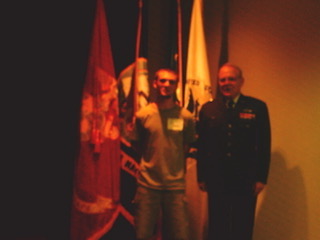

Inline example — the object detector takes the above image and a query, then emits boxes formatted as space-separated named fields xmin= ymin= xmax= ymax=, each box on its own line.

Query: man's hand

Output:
xmin=198 ymin=182 xmax=207 ymax=192
xmin=254 ymin=182 xmax=266 ymax=195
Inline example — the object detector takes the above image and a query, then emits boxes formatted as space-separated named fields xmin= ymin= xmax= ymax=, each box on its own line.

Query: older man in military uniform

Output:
xmin=197 ymin=63 xmax=271 ymax=240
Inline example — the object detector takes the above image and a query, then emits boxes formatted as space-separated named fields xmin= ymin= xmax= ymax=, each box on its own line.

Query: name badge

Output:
xmin=167 ymin=118 xmax=183 ymax=131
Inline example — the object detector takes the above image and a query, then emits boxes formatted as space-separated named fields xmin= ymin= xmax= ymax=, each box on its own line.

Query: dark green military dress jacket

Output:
xmin=197 ymin=94 xmax=271 ymax=194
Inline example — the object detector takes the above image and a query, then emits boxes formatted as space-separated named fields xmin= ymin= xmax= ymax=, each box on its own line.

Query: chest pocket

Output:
xmin=238 ymin=111 xmax=256 ymax=129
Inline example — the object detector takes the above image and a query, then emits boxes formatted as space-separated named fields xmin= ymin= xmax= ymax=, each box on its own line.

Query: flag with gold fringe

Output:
xmin=70 ymin=0 xmax=121 ymax=239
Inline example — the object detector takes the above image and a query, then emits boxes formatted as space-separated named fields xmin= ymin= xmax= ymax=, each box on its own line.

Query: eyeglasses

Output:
xmin=158 ymin=79 xmax=177 ymax=85
xmin=218 ymin=77 xmax=238 ymax=83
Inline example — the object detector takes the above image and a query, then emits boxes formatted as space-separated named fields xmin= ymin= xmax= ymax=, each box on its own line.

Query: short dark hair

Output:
xmin=154 ymin=68 xmax=178 ymax=81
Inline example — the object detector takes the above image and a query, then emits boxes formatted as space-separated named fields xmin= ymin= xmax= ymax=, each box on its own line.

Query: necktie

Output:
xmin=227 ymin=100 xmax=234 ymax=109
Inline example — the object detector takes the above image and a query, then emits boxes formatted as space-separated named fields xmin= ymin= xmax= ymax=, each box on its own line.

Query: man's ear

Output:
xmin=153 ymin=80 xmax=157 ymax=89
xmin=240 ymin=77 xmax=245 ymax=86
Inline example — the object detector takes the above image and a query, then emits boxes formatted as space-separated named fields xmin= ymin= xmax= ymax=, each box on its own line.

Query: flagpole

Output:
xmin=218 ymin=0 xmax=229 ymax=67
xmin=216 ymin=0 xmax=229 ymax=98
xmin=133 ymin=0 xmax=144 ymax=115
xmin=176 ymin=0 xmax=183 ymax=106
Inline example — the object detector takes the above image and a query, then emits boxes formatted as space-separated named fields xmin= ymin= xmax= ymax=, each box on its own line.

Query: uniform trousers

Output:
xmin=207 ymin=191 xmax=257 ymax=240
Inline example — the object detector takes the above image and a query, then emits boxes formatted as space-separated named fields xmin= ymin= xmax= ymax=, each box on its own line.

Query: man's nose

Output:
xmin=225 ymin=78 xmax=232 ymax=84
xmin=163 ymin=80 xmax=171 ymax=86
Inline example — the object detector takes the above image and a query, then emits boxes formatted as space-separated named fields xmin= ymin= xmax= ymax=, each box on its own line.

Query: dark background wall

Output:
xmin=3 ymin=0 xmax=95 ymax=238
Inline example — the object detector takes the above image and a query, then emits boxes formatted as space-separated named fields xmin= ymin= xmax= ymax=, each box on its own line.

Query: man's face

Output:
xmin=218 ymin=66 xmax=244 ymax=99
xmin=153 ymin=70 xmax=178 ymax=98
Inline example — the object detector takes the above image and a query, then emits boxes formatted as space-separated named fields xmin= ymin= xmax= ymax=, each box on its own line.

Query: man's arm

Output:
xmin=195 ymin=107 xmax=209 ymax=191
xmin=254 ymin=181 xmax=266 ymax=195
xmin=256 ymin=101 xmax=271 ymax=186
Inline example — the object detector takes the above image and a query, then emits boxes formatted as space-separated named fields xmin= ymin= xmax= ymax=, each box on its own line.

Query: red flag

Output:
xmin=70 ymin=0 xmax=121 ymax=239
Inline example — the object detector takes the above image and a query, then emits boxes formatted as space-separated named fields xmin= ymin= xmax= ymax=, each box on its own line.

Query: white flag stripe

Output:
xmin=184 ymin=0 xmax=212 ymax=118
xmin=185 ymin=1 xmax=210 ymax=240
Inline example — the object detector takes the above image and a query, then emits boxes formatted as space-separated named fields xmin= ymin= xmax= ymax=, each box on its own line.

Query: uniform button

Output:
xmin=228 ymin=124 xmax=232 ymax=128
xmin=227 ymin=132 xmax=232 ymax=136
xmin=227 ymin=142 xmax=232 ymax=147
xmin=226 ymin=152 xmax=231 ymax=157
